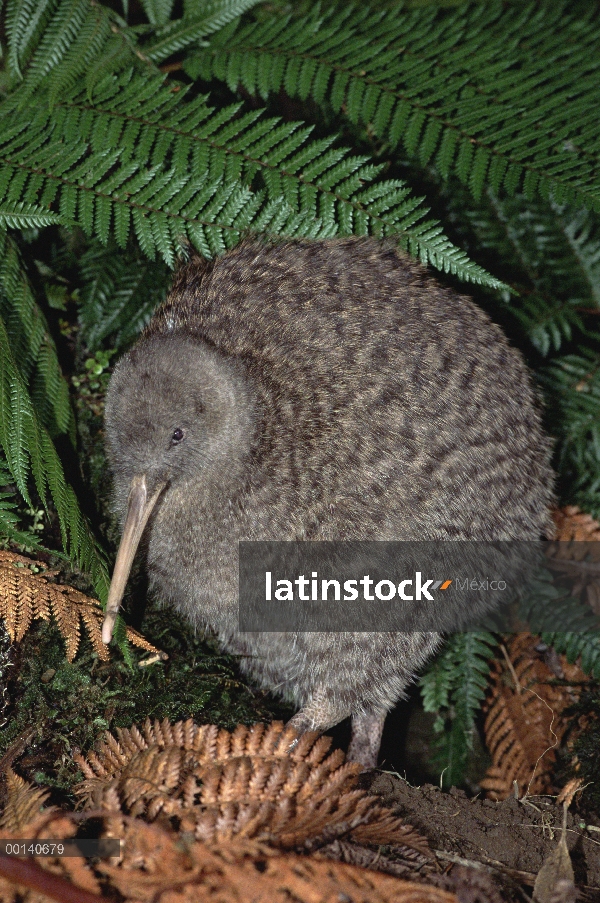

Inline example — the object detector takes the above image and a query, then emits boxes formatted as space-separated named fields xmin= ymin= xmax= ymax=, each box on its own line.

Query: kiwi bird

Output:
xmin=102 ymin=238 xmax=554 ymax=767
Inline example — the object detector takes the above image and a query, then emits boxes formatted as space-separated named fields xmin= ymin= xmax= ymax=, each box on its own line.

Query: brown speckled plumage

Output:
xmin=104 ymin=238 xmax=554 ymax=766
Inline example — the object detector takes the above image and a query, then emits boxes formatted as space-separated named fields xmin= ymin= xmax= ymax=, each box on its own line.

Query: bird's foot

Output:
xmin=285 ymin=711 xmax=319 ymax=752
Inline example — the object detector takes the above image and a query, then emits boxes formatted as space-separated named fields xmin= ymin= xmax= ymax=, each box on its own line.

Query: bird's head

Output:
xmin=101 ymin=332 xmax=255 ymax=643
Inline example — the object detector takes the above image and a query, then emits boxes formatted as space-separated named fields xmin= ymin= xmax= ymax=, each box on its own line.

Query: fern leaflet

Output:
xmin=140 ymin=0 xmax=174 ymax=27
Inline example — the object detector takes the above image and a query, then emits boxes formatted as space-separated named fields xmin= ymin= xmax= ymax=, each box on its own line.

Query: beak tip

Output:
xmin=102 ymin=617 xmax=114 ymax=645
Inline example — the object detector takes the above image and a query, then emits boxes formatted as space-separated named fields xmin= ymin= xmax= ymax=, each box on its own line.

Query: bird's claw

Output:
xmin=284 ymin=712 xmax=318 ymax=754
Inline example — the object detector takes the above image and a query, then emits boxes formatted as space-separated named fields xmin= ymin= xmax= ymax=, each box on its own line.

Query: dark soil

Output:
xmin=366 ymin=771 xmax=600 ymax=901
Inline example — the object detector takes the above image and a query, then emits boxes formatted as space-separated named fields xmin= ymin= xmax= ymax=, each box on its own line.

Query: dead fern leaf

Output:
xmin=0 ymin=782 xmax=451 ymax=903
xmin=0 ymin=773 xmax=102 ymax=903
xmin=548 ymin=507 xmax=600 ymax=616
xmin=0 ymin=770 xmax=50 ymax=834
xmin=552 ymin=506 xmax=600 ymax=542
xmin=480 ymin=634 xmax=587 ymax=800
xmin=99 ymin=818 xmax=455 ymax=903
xmin=0 ymin=550 xmax=159 ymax=661
xmin=75 ymin=719 xmax=430 ymax=857
xmin=0 ymin=751 xmax=450 ymax=903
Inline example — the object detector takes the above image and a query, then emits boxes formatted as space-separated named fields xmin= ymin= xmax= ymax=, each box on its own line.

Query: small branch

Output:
xmin=434 ymin=848 xmax=536 ymax=885
xmin=500 ymin=643 xmax=522 ymax=693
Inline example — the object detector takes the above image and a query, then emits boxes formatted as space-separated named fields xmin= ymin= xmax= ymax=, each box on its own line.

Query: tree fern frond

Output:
xmin=517 ymin=568 xmax=600 ymax=636
xmin=0 ymin=318 xmax=109 ymax=599
xmin=4 ymin=0 xmax=151 ymax=105
xmin=83 ymin=30 xmax=150 ymax=96
xmin=0 ymin=352 xmax=35 ymax=506
xmin=5 ymin=0 xmax=268 ymax=108
xmin=0 ymin=231 xmax=74 ymax=440
xmin=485 ymin=194 xmax=600 ymax=316
xmin=44 ymin=5 xmax=115 ymax=107
xmin=560 ymin=205 xmax=600 ymax=308
xmin=513 ymin=296 xmax=584 ymax=358
xmin=4 ymin=0 xmax=269 ymax=108
xmin=0 ymin=69 xmax=499 ymax=283
xmin=17 ymin=0 xmax=91 ymax=93
xmin=189 ymin=0 xmax=600 ymax=210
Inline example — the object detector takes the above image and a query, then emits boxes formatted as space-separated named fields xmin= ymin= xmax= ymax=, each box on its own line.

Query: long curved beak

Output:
xmin=102 ymin=474 xmax=166 ymax=644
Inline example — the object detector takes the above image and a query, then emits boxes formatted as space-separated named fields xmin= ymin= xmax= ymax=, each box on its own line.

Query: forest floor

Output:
xmin=365 ymin=770 xmax=600 ymax=901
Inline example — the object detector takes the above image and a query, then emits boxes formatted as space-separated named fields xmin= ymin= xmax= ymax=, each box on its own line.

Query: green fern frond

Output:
xmin=43 ymin=3 xmax=116 ymax=107
xmin=0 ymin=201 xmax=62 ymax=230
xmin=77 ymin=239 xmax=171 ymax=352
xmin=0 ymin=69 xmax=501 ymax=284
xmin=517 ymin=569 xmax=600 ymax=636
xmin=513 ymin=297 xmax=584 ymax=358
xmin=420 ymin=630 xmax=497 ymax=787
xmin=560 ymin=205 xmax=600 ymax=308
xmin=440 ymin=184 xmax=600 ymax=355
xmin=16 ymin=0 xmax=101 ymax=94
xmin=0 ymin=231 xmax=74 ymax=440
xmin=5 ymin=0 xmax=151 ymax=104
xmin=140 ymin=0 xmax=174 ymax=27
xmin=188 ymin=0 xmax=600 ymax=209
xmin=6 ymin=0 xmax=265 ymax=106
xmin=5 ymin=0 xmax=57 ymax=82
xmin=419 ymin=644 xmax=453 ymax=715
xmin=0 ymin=316 xmax=109 ymax=598
xmin=0 ymin=458 xmax=47 ymax=550
xmin=541 ymin=630 xmax=600 ymax=679
xmin=143 ymin=0 xmax=264 ymax=63
xmin=542 ymin=350 xmax=600 ymax=518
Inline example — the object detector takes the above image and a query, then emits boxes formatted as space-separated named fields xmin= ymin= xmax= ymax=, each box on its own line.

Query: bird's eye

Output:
xmin=171 ymin=428 xmax=184 ymax=444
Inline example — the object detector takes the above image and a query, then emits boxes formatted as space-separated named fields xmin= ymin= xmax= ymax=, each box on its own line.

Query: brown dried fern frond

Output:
xmin=0 ymin=770 xmax=51 ymax=834
xmin=100 ymin=818 xmax=455 ymax=903
xmin=0 ymin=816 xmax=452 ymax=903
xmin=0 ymin=550 xmax=160 ymax=661
xmin=552 ymin=506 xmax=600 ymax=542
xmin=0 ymin=773 xmax=101 ymax=903
xmin=480 ymin=633 xmax=587 ymax=800
xmin=549 ymin=507 xmax=600 ymax=616
xmin=75 ymin=719 xmax=430 ymax=857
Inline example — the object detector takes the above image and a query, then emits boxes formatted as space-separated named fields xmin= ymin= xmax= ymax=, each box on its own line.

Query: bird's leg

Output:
xmin=346 ymin=709 xmax=387 ymax=769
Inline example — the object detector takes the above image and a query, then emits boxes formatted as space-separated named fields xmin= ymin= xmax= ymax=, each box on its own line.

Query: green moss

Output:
xmin=1 ymin=602 xmax=283 ymax=806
